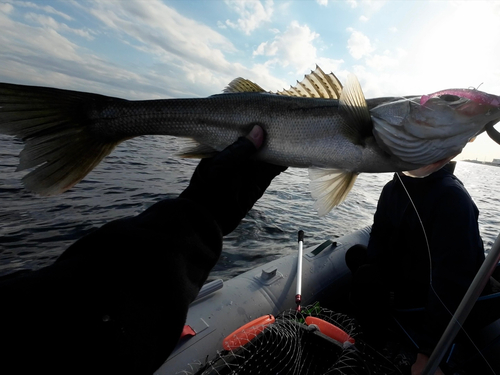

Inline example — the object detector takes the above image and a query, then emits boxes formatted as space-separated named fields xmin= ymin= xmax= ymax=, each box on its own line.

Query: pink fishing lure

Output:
xmin=421 ymin=89 xmax=500 ymax=107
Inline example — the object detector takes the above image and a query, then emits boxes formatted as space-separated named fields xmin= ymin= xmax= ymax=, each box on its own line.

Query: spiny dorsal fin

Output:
xmin=339 ymin=74 xmax=372 ymax=139
xmin=276 ymin=65 xmax=343 ymax=99
xmin=224 ymin=78 xmax=267 ymax=93
xmin=223 ymin=65 xmax=344 ymax=99
xmin=309 ymin=167 xmax=358 ymax=216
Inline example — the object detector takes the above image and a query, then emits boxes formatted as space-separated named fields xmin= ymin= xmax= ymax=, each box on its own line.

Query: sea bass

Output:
xmin=1 ymin=66 xmax=499 ymax=215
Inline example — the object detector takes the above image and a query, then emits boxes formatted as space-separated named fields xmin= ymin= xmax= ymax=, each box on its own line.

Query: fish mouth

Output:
xmin=486 ymin=122 xmax=500 ymax=145
xmin=451 ymin=99 xmax=500 ymax=119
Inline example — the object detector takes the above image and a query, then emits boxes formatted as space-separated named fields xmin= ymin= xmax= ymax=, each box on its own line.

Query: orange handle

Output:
xmin=305 ymin=316 xmax=355 ymax=344
xmin=223 ymin=314 xmax=275 ymax=351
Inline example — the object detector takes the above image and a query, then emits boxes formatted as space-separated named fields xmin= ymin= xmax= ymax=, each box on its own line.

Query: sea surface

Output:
xmin=1 ymin=134 xmax=499 ymax=280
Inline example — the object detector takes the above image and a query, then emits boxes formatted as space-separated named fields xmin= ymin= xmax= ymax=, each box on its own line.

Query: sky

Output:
xmin=1 ymin=0 xmax=500 ymax=161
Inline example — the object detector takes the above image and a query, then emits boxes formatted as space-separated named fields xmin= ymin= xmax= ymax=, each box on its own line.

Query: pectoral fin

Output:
xmin=178 ymin=140 xmax=218 ymax=158
xmin=339 ymin=75 xmax=372 ymax=140
xmin=309 ymin=168 xmax=358 ymax=216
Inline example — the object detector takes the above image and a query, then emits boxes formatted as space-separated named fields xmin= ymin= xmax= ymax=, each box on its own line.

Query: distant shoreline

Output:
xmin=461 ymin=159 xmax=500 ymax=167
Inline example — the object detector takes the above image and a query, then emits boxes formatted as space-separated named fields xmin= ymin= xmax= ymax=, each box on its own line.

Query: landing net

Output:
xmin=189 ymin=305 xmax=404 ymax=375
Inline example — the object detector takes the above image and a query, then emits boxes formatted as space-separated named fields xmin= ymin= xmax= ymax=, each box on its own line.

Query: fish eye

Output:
xmin=438 ymin=94 xmax=461 ymax=102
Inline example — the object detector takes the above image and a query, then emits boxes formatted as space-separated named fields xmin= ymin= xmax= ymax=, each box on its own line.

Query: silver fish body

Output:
xmin=1 ymin=67 xmax=499 ymax=214
xmin=87 ymin=92 xmax=418 ymax=172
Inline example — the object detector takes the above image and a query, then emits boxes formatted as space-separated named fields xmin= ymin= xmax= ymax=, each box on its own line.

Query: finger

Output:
xmin=245 ymin=125 xmax=264 ymax=149
xmin=212 ymin=125 xmax=264 ymax=165
xmin=213 ymin=137 xmax=256 ymax=166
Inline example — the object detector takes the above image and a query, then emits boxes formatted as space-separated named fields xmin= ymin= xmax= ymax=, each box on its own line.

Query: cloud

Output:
xmin=0 ymin=7 xmax=163 ymax=99
xmin=406 ymin=1 xmax=500 ymax=96
xmin=346 ymin=0 xmax=358 ymax=8
xmin=253 ymin=21 xmax=326 ymax=73
xmin=90 ymin=0 xmax=237 ymax=61
xmin=355 ymin=0 xmax=386 ymax=12
xmin=346 ymin=28 xmax=373 ymax=59
xmin=365 ymin=53 xmax=399 ymax=70
xmin=24 ymin=13 xmax=94 ymax=40
xmin=224 ymin=0 xmax=273 ymax=35
xmin=14 ymin=1 xmax=73 ymax=20
xmin=86 ymin=0 xmax=240 ymax=91
xmin=0 ymin=1 xmax=233 ymax=98
xmin=359 ymin=15 xmax=369 ymax=22
xmin=252 ymin=20 xmax=344 ymax=82
xmin=0 ymin=0 xmax=289 ymax=100
xmin=316 ymin=0 xmax=329 ymax=6
xmin=0 ymin=3 xmax=14 ymax=13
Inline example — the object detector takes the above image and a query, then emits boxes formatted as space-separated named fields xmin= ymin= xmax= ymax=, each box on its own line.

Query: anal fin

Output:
xmin=309 ymin=167 xmax=358 ymax=216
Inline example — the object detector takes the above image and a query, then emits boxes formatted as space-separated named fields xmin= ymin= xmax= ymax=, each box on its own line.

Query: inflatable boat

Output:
xmin=157 ymin=227 xmax=500 ymax=375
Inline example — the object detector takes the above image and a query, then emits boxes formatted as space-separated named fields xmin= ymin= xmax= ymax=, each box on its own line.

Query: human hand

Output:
xmin=411 ymin=353 xmax=444 ymax=375
xmin=179 ymin=125 xmax=287 ymax=236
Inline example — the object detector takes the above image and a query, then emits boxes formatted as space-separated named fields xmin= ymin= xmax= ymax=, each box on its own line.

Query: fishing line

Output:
xmin=396 ymin=173 xmax=494 ymax=374
xmin=395 ymin=173 xmax=433 ymax=286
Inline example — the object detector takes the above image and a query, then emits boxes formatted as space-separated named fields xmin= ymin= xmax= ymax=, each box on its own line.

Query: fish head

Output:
xmin=370 ymin=90 xmax=500 ymax=167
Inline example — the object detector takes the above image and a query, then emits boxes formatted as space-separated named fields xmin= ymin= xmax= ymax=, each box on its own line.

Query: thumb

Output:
xmin=246 ymin=125 xmax=264 ymax=149
xmin=211 ymin=125 xmax=264 ymax=165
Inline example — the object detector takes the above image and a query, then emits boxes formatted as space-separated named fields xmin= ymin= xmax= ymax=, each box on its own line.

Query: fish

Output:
xmin=1 ymin=66 xmax=499 ymax=215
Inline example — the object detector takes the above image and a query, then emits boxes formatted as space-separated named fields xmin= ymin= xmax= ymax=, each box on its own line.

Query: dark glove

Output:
xmin=179 ymin=125 xmax=287 ymax=236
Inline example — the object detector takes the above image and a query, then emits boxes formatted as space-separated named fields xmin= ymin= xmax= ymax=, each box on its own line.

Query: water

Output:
xmin=1 ymin=134 xmax=499 ymax=280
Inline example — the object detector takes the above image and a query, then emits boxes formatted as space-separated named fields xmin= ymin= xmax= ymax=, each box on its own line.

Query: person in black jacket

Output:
xmin=0 ymin=125 xmax=286 ymax=375
xmin=348 ymin=163 xmax=485 ymax=375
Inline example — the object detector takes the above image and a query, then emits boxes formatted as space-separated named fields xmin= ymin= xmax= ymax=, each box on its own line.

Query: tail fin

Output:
xmin=0 ymin=83 xmax=122 ymax=195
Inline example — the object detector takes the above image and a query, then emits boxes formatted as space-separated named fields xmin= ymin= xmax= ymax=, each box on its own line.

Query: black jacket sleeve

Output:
xmin=0 ymin=131 xmax=285 ymax=375
xmin=0 ymin=198 xmax=222 ymax=375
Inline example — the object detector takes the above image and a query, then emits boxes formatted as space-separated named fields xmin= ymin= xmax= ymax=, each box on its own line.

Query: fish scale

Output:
xmin=1 ymin=66 xmax=499 ymax=215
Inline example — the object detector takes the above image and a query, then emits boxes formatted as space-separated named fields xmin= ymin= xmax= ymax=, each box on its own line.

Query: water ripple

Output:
xmin=0 ymin=134 xmax=499 ymax=279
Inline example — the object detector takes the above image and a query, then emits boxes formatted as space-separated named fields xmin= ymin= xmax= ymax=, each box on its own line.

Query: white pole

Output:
xmin=423 ymin=231 xmax=500 ymax=374
xmin=296 ymin=230 xmax=304 ymax=312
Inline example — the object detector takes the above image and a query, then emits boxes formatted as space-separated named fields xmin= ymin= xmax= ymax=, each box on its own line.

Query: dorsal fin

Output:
xmin=224 ymin=78 xmax=267 ymax=93
xmin=339 ymin=74 xmax=372 ymax=139
xmin=276 ymin=65 xmax=343 ymax=99
xmin=223 ymin=65 xmax=344 ymax=99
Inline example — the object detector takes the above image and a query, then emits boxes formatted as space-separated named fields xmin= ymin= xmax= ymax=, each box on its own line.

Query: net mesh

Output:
xmin=182 ymin=304 xmax=406 ymax=375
